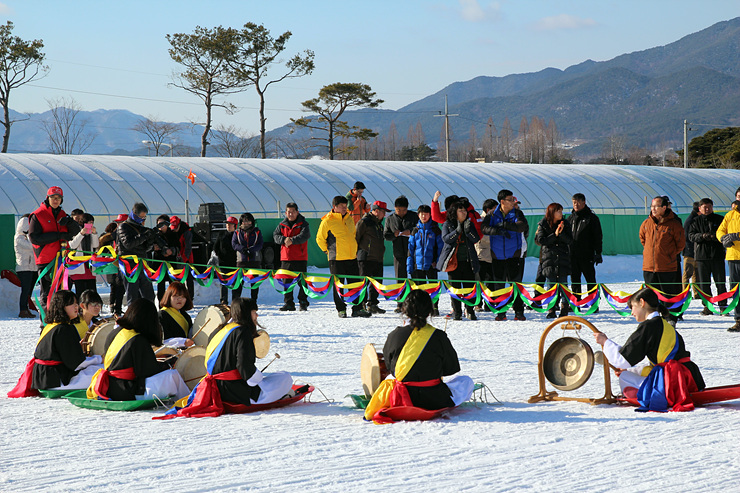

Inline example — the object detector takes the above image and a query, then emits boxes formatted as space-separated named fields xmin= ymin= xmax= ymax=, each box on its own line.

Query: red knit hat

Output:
xmin=47 ymin=186 xmax=63 ymax=197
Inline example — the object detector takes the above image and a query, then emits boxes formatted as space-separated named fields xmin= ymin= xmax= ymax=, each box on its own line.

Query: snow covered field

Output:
xmin=2 ymin=256 xmax=739 ymax=492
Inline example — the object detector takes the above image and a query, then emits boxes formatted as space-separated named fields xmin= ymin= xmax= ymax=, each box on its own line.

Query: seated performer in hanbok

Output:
xmin=158 ymin=281 xmax=194 ymax=347
xmin=594 ymin=287 xmax=705 ymax=412
xmin=8 ymin=290 xmax=102 ymax=397
xmin=77 ymin=289 xmax=104 ymax=338
xmin=164 ymin=298 xmax=293 ymax=418
xmin=87 ymin=298 xmax=190 ymax=401
xmin=364 ymin=290 xmax=475 ymax=421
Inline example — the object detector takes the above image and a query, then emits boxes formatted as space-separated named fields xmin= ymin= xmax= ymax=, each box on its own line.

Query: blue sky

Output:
xmin=3 ymin=1 xmax=739 ymax=135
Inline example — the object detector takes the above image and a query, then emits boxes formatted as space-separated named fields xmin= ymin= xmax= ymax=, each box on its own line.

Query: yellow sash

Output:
xmin=162 ymin=307 xmax=189 ymax=337
xmin=74 ymin=320 xmax=89 ymax=340
xmin=639 ymin=318 xmax=679 ymax=377
xmin=206 ymin=322 xmax=239 ymax=361
xmin=364 ymin=324 xmax=436 ymax=420
xmin=36 ymin=323 xmax=60 ymax=346
xmin=87 ymin=329 xmax=138 ymax=399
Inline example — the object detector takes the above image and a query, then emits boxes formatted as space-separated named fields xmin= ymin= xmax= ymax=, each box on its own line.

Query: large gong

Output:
xmin=543 ymin=336 xmax=595 ymax=391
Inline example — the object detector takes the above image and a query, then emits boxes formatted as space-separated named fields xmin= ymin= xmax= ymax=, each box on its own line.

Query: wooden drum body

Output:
xmin=174 ymin=346 xmax=206 ymax=391
xmin=190 ymin=305 xmax=230 ymax=347
xmin=361 ymin=343 xmax=389 ymax=398
xmin=85 ymin=319 xmax=117 ymax=357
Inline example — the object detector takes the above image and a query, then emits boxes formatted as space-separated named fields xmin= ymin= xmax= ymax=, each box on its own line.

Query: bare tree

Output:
xmin=210 ymin=124 xmax=261 ymax=158
xmin=229 ymin=23 xmax=314 ymax=159
xmin=132 ymin=116 xmax=181 ymax=156
xmin=167 ymin=26 xmax=248 ymax=156
xmin=0 ymin=21 xmax=48 ymax=153
xmin=602 ymin=134 xmax=627 ymax=164
xmin=41 ymin=97 xmax=96 ymax=154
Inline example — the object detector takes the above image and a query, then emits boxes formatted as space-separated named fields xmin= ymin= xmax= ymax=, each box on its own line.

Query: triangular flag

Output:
xmin=187 ymin=169 xmax=196 ymax=185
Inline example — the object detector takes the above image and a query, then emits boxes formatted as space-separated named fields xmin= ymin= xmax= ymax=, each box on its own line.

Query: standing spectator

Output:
xmin=718 ymin=200 xmax=740 ymax=331
xmin=273 ymin=204 xmax=311 ymax=311
xmin=28 ymin=186 xmax=81 ymax=315
xmin=536 ymin=203 xmax=573 ymax=319
xmin=474 ymin=199 xmax=496 ymax=312
xmin=384 ymin=196 xmax=419 ymax=312
xmin=153 ymin=215 xmax=177 ymax=303
xmin=346 ymin=181 xmax=371 ymax=225
xmin=431 ymin=191 xmax=483 ymax=238
xmin=168 ymin=215 xmax=195 ymax=300
xmin=639 ymin=196 xmax=685 ymax=325
xmin=356 ymin=200 xmax=389 ymax=314
xmin=689 ymin=198 xmax=727 ymax=316
xmin=68 ymin=213 xmax=99 ymax=297
xmin=214 ymin=216 xmax=238 ymax=306
xmin=99 ymin=214 xmax=127 ymax=316
xmin=14 ymin=214 xmax=38 ymax=318
xmin=439 ymin=202 xmax=480 ymax=321
xmin=569 ymin=193 xmax=603 ymax=307
xmin=70 ymin=208 xmax=85 ymax=226
xmin=316 ymin=195 xmax=371 ymax=318
xmin=482 ymin=189 xmax=528 ymax=321
xmin=117 ymin=203 xmax=171 ymax=304
xmin=682 ymin=202 xmax=700 ymax=299
xmin=736 ymin=187 xmax=740 ymax=202
xmin=407 ymin=204 xmax=444 ymax=316
xmin=232 ymin=213 xmax=264 ymax=302
xmin=514 ymin=198 xmax=530 ymax=285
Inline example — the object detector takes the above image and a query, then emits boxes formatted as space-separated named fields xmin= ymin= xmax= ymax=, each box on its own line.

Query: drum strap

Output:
xmin=7 ymin=358 xmax=63 ymax=398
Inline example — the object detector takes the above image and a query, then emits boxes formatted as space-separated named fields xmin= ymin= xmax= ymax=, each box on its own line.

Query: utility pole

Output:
xmin=683 ymin=120 xmax=690 ymax=169
xmin=434 ymin=95 xmax=458 ymax=162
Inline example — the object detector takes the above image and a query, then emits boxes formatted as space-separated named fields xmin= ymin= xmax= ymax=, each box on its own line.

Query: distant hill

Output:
xmin=273 ymin=16 xmax=740 ymax=159
xmin=5 ymin=108 xmax=204 ymax=155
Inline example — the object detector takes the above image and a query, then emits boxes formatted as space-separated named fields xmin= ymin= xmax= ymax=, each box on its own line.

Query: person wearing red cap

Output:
xmin=214 ymin=216 xmax=238 ymax=305
xmin=28 ymin=186 xmax=81 ymax=317
xmin=168 ymin=215 xmax=195 ymax=299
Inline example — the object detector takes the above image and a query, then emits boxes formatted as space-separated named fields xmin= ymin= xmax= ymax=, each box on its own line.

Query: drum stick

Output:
xmin=261 ymin=353 xmax=280 ymax=372
xmin=594 ymin=350 xmax=619 ymax=371
xmin=190 ymin=317 xmax=211 ymax=341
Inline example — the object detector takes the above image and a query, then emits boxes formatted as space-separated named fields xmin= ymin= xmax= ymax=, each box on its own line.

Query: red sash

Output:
xmin=7 ymin=358 xmax=63 ymax=398
xmin=157 ymin=369 xmax=242 ymax=419
xmin=660 ymin=357 xmax=698 ymax=412
xmin=92 ymin=367 xmax=136 ymax=401
xmin=389 ymin=378 xmax=443 ymax=407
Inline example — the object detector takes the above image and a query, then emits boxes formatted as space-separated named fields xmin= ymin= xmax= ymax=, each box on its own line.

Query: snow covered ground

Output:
xmin=2 ymin=256 xmax=739 ymax=492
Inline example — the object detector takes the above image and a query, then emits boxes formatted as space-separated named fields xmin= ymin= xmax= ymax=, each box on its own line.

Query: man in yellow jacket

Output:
xmin=716 ymin=200 xmax=740 ymax=332
xmin=317 ymin=196 xmax=371 ymax=318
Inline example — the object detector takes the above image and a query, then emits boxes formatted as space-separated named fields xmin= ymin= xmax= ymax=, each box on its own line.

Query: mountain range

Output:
xmin=6 ymin=17 xmax=740 ymax=159
xmin=271 ymin=16 xmax=740 ymax=158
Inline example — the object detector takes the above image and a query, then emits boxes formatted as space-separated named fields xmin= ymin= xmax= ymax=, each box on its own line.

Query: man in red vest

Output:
xmin=273 ymin=203 xmax=311 ymax=311
xmin=28 ymin=186 xmax=81 ymax=314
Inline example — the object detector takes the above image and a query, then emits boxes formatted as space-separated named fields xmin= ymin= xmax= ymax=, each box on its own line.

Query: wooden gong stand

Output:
xmin=528 ymin=316 xmax=617 ymax=405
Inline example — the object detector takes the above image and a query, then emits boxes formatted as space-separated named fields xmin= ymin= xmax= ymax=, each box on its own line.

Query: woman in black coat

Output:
xmin=439 ymin=202 xmax=480 ymax=321
xmin=535 ymin=203 xmax=573 ymax=318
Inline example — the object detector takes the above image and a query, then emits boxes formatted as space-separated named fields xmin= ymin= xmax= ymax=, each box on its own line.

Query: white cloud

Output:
xmin=533 ymin=14 xmax=597 ymax=31
xmin=0 ymin=3 xmax=12 ymax=15
xmin=459 ymin=0 xmax=501 ymax=23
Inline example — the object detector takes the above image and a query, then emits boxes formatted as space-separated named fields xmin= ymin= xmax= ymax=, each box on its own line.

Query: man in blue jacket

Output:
xmin=482 ymin=189 xmax=529 ymax=321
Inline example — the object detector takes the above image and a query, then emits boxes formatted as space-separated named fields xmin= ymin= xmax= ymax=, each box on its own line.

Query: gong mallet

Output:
xmin=594 ymin=350 xmax=620 ymax=372
xmin=261 ymin=353 xmax=280 ymax=372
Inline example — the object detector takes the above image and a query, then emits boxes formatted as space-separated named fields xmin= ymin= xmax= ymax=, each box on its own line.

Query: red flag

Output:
xmin=187 ymin=169 xmax=196 ymax=185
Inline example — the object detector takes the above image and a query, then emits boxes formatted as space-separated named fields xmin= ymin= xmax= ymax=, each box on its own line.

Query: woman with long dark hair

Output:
xmin=158 ymin=281 xmax=194 ymax=346
xmin=439 ymin=202 xmax=480 ymax=321
xmin=87 ymin=298 xmax=189 ymax=401
xmin=8 ymin=290 xmax=103 ymax=397
xmin=593 ymin=287 xmax=705 ymax=411
xmin=364 ymin=290 xmax=474 ymax=421
xmin=535 ymin=203 xmax=573 ymax=318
